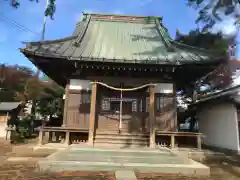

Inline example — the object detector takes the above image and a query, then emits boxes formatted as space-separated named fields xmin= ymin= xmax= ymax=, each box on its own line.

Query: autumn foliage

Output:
xmin=0 ymin=64 xmax=64 ymax=118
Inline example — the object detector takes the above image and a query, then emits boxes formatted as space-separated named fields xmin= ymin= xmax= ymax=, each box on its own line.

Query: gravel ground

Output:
xmin=136 ymin=157 xmax=240 ymax=180
xmin=0 ymin=138 xmax=115 ymax=180
xmin=1 ymin=138 xmax=240 ymax=180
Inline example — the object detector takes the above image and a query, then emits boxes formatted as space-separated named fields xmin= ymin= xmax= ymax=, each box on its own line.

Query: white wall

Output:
xmin=197 ymin=102 xmax=240 ymax=151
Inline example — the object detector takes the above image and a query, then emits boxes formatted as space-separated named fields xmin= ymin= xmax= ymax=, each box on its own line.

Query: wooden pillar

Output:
xmin=142 ymin=97 xmax=146 ymax=132
xmin=38 ymin=130 xmax=43 ymax=145
xmin=173 ymin=83 xmax=178 ymax=131
xmin=65 ymin=131 xmax=70 ymax=145
xmin=149 ymin=86 xmax=156 ymax=148
xmin=62 ymin=83 xmax=70 ymax=127
xmin=49 ymin=132 xmax=53 ymax=142
xmin=88 ymin=83 xmax=97 ymax=145
xmin=197 ymin=135 xmax=202 ymax=150
xmin=171 ymin=135 xmax=175 ymax=149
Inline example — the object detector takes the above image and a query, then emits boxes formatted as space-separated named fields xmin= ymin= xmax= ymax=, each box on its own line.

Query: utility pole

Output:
xmin=32 ymin=0 xmax=50 ymax=118
xmin=36 ymin=0 xmax=49 ymax=77
xmin=41 ymin=0 xmax=49 ymax=42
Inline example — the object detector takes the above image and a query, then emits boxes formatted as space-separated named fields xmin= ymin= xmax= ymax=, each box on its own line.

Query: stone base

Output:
xmin=37 ymin=146 xmax=210 ymax=176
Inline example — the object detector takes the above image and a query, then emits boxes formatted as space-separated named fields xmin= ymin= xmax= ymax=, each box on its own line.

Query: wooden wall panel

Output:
xmin=66 ymin=91 xmax=90 ymax=129
xmin=155 ymin=96 xmax=177 ymax=131
xmin=65 ymin=79 xmax=177 ymax=132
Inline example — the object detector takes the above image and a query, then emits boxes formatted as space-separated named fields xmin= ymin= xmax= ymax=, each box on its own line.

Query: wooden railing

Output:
xmin=155 ymin=130 xmax=202 ymax=149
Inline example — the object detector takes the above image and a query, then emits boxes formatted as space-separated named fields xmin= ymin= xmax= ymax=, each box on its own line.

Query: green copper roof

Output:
xmin=21 ymin=13 xmax=224 ymax=65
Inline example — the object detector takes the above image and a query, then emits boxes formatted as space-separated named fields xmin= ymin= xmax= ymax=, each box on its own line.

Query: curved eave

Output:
xmin=22 ymin=36 xmax=77 ymax=46
xmin=20 ymin=48 xmax=225 ymax=66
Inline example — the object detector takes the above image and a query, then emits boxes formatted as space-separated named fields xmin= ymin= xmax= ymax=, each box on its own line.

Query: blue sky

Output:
xmin=0 ymin=0 xmax=239 ymax=70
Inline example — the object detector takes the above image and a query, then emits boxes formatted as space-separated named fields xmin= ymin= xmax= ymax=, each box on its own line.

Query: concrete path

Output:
xmin=115 ymin=170 xmax=137 ymax=180
xmin=38 ymin=147 xmax=210 ymax=176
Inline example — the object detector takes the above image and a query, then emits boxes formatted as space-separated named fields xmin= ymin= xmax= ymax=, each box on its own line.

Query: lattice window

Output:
xmin=101 ymin=98 xmax=110 ymax=111
xmin=146 ymin=97 xmax=150 ymax=112
xmin=132 ymin=100 xmax=137 ymax=112
xmin=139 ymin=99 xmax=143 ymax=112
xmin=81 ymin=92 xmax=91 ymax=104
xmin=159 ymin=96 xmax=174 ymax=112
xmin=156 ymin=97 xmax=161 ymax=112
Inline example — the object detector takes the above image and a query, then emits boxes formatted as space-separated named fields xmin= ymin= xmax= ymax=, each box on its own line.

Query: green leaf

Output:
xmin=196 ymin=0 xmax=204 ymax=5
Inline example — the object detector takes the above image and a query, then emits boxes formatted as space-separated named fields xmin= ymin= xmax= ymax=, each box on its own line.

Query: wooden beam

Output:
xmin=88 ymin=83 xmax=97 ymax=145
xmin=62 ymin=82 xmax=70 ymax=127
xmin=149 ymin=86 xmax=156 ymax=148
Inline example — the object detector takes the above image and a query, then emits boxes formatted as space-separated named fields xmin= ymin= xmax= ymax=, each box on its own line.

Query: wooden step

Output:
xmin=94 ymin=131 xmax=149 ymax=148
xmin=94 ymin=134 xmax=149 ymax=140
xmin=94 ymin=136 xmax=149 ymax=141
xmin=94 ymin=139 xmax=149 ymax=146
xmin=96 ymin=131 xmax=149 ymax=137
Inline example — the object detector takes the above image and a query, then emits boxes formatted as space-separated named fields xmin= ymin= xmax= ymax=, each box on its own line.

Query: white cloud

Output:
xmin=212 ymin=18 xmax=237 ymax=36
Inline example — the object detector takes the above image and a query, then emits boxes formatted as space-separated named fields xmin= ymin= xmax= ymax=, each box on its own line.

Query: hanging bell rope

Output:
xmin=90 ymin=81 xmax=156 ymax=91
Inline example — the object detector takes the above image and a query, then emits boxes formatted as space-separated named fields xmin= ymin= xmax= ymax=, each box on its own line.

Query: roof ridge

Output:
xmin=83 ymin=12 xmax=162 ymax=19
xmin=155 ymin=18 xmax=173 ymax=49
xmin=80 ymin=12 xmax=162 ymax=24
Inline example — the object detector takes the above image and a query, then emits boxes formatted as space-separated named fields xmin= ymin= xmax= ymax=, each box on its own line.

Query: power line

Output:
xmin=0 ymin=12 xmax=39 ymax=35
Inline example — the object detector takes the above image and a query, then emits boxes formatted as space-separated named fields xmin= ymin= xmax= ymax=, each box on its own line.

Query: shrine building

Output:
xmin=20 ymin=13 xmax=226 ymax=148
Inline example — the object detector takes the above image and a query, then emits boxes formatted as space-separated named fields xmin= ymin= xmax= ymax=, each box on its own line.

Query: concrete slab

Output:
xmin=70 ymin=144 xmax=171 ymax=153
xmin=33 ymin=143 xmax=69 ymax=151
xmin=37 ymin=147 xmax=210 ymax=176
xmin=115 ymin=171 xmax=137 ymax=180
xmin=7 ymin=157 xmax=42 ymax=162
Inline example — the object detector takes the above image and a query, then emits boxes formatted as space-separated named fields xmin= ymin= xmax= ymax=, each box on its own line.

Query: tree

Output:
xmin=188 ymin=0 xmax=240 ymax=31
xmin=8 ymin=0 xmax=56 ymax=19
xmin=175 ymin=29 xmax=231 ymax=93
xmin=175 ymin=30 xmax=231 ymax=127
xmin=36 ymin=81 xmax=64 ymax=119
xmin=0 ymin=64 xmax=35 ymax=101
xmin=0 ymin=64 xmax=64 ymax=120
xmin=176 ymin=29 xmax=229 ymax=54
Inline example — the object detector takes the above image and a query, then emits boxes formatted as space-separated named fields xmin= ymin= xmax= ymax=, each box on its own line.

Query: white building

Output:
xmin=192 ymin=85 xmax=240 ymax=153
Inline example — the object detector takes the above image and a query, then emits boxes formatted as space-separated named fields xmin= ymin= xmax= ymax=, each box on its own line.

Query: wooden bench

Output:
xmin=38 ymin=126 xmax=88 ymax=145
xmin=155 ymin=131 xmax=202 ymax=150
